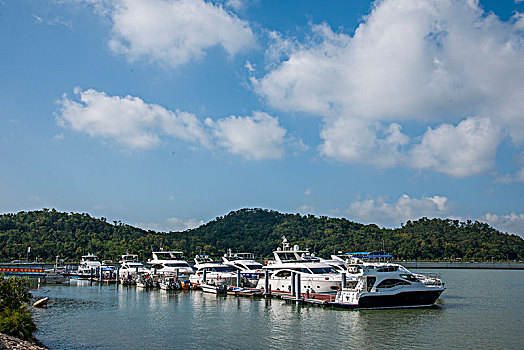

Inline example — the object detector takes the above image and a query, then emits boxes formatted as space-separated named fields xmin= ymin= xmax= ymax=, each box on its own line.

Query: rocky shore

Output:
xmin=0 ymin=333 xmax=47 ymax=350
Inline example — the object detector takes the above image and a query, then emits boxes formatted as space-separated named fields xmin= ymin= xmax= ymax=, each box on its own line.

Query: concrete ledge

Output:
xmin=399 ymin=261 xmax=524 ymax=270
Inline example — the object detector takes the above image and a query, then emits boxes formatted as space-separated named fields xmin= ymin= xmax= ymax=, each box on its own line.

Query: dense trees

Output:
xmin=0 ymin=208 xmax=522 ymax=262
xmin=0 ymin=276 xmax=36 ymax=340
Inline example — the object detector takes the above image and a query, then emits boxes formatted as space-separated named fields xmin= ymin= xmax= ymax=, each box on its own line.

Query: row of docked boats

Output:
xmin=63 ymin=236 xmax=445 ymax=309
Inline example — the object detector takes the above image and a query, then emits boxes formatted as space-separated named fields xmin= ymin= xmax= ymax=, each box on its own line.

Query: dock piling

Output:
xmin=291 ymin=272 xmax=296 ymax=297
xmin=295 ymin=273 xmax=301 ymax=301
xmin=264 ymin=270 xmax=270 ymax=296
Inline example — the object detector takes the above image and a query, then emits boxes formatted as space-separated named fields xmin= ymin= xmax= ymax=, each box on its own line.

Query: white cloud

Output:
xmin=513 ymin=12 xmax=524 ymax=30
xmin=296 ymin=204 xmax=315 ymax=214
xmin=254 ymin=0 xmax=524 ymax=177
xmin=57 ymin=87 xmax=209 ymax=150
xmin=225 ymin=0 xmax=246 ymax=11
xmin=136 ymin=217 xmax=204 ymax=232
xmin=33 ymin=13 xmax=73 ymax=27
xmin=304 ymin=188 xmax=311 ymax=195
xmin=346 ymin=194 xmax=451 ymax=227
xmin=104 ymin=0 xmax=255 ymax=67
xmin=212 ymin=111 xmax=287 ymax=160
xmin=410 ymin=117 xmax=502 ymax=177
xmin=320 ymin=118 xmax=409 ymax=168
xmin=481 ymin=212 xmax=524 ymax=237
xmin=496 ymin=166 xmax=524 ymax=183
xmin=52 ymin=133 xmax=65 ymax=141
xmin=57 ymin=88 xmax=292 ymax=159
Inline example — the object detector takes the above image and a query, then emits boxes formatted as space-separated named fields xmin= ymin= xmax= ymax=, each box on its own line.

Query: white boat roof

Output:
xmin=151 ymin=251 xmax=186 ymax=260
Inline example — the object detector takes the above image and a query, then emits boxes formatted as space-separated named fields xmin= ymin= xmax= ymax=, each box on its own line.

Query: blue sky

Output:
xmin=1 ymin=0 xmax=524 ymax=237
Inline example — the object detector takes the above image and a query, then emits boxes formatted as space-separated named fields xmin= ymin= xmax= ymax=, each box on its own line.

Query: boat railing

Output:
xmin=414 ymin=272 xmax=444 ymax=287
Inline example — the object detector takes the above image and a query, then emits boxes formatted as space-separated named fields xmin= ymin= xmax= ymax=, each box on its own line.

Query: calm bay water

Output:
xmin=31 ymin=269 xmax=524 ymax=349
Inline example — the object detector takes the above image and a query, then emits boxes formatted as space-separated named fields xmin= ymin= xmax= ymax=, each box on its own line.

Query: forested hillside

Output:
xmin=0 ymin=208 xmax=522 ymax=262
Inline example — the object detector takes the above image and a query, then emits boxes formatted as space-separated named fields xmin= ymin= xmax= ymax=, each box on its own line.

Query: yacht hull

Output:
xmin=331 ymin=289 xmax=444 ymax=309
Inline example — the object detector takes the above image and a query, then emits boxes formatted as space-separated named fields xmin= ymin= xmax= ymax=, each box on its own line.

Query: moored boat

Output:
xmin=147 ymin=251 xmax=193 ymax=278
xmin=72 ymin=254 xmax=101 ymax=279
xmin=222 ymin=250 xmax=264 ymax=287
xmin=330 ymin=253 xmax=445 ymax=309
xmin=256 ymin=236 xmax=342 ymax=296
xmin=189 ymin=255 xmax=237 ymax=286
xmin=118 ymin=254 xmax=150 ymax=285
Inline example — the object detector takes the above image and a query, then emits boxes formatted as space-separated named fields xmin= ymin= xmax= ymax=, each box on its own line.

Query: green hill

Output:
xmin=0 ymin=208 xmax=522 ymax=262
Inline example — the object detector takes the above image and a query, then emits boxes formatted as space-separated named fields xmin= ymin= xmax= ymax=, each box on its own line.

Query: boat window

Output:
xmin=376 ymin=265 xmax=399 ymax=272
xmin=244 ymin=264 xmax=263 ymax=270
xmin=366 ymin=277 xmax=376 ymax=292
xmin=275 ymin=271 xmax=291 ymax=278
xmin=399 ymin=274 xmax=419 ymax=282
xmin=308 ymin=267 xmax=337 ymax=274
xmin=164 ymin=263 xmax=190 ymax=268
xmin=346 ymin=280 xmax=359 ymax=289
xmin=210 ymin=266 xmax=232 ymax=272
xmin=376 ymin=279 xmax=411 ymax=289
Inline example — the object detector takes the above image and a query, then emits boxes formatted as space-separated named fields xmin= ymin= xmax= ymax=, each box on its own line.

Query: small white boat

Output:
xmin=200 ymin=282 xmax=228 ymax=294
xmin=159 ymin=276 xmax=179 ymax=290
xmin=135 ymin=274 xmax=157 ymax=288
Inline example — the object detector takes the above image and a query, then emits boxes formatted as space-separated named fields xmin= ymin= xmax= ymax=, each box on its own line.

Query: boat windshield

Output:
xmin=209 ymin=266 xmax=232 ymax=272
xmin=244 ymin=263 xmax=263 ymax=270
xmin=125 ymin=262 xmax=144 ymax=267
xmin=155 ymin=252 xmax=184 ymax=260
xmin=165 ymin=263 xmax=190 ymax=268
xmin=307 ymin=267 xmax=337 ymax=274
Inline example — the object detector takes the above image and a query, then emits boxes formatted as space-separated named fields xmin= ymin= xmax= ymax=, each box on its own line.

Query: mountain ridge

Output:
xmin=0 ymin=208 xmax=522 ymax=262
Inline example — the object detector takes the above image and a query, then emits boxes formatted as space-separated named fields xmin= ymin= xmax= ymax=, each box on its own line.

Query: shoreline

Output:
xmin=0 ymin=333 xmax=47 ymax=350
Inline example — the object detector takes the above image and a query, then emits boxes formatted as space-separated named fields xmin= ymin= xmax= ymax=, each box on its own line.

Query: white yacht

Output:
xmin=74 ymin=254 xmax=101 ymax=279
xmin=331 ymin=253 xmax=445 ymax=309
xmin=118 ymin=254 xmax=149 ymax=284
xmin=222 ymin=250 xmax=264 ymax=287
xmin=147 ymin=251 xmax=193 ymax=277
xmin=189 ymin=255 xmax=237 ymax=286
xmin=256 ymin=237 xmax=342 ymax=296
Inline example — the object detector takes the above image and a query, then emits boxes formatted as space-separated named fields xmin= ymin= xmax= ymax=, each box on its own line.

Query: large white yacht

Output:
xmin=331 ymin=252 xmax=445 ymax=309
xmin=256 ymin=237 xmax=342 ymax=296
xmin=74 ymin=254 xmax=101 ymax=278
xmin=147 ymin=251 xmax=193 ymax=277
xmin=118 ymin=254 xmax=150 ymax=284
xmin=189 ymin=255 xmax=237 ymax=286
xmin=222 ymin=250 xmax=264 ymax=287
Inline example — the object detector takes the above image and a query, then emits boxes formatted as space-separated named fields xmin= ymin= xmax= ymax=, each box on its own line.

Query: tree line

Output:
xmin=0 ymin=208 xmax=522 ymax=263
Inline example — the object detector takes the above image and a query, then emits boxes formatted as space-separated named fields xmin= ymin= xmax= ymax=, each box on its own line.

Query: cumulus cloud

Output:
xmin=211 ymin=111 xmax=287 ymax=160
xmin=481 ymin=212 xmax=524 ymax=237
xmin=102 ymin=0 xmax=255 ymax=67
xmin=410 ymin=117 xmax=502 ymax=177
xmin=346 ymin=194 xmax=451 ymax=227
xmin=57 ymin=88 xmax=292 ymax=159
xmin=320 ymin=118 xmax=409 ymax=168
xmin=253 ymin=0 xmax=524 ymax=177
xmin=57 ymin=88 xmax=209 ymax=150
xmin=136 ymin=217 xmax=204 ymax=232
